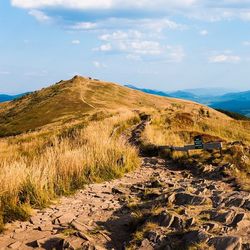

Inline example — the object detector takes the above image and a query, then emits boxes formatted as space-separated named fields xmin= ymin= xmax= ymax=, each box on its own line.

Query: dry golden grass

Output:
xmin=0 ymin=110 xmax=140 ymax=230
xmin=143 ymin=108 xmax=250 ymax=146
xmin=0 ymin=75 xmax=230 ymax=137
xmin=0 ymin=75 xmax=249 ymax=231
xmin=143 ymin=108 xmax=250 ymax=190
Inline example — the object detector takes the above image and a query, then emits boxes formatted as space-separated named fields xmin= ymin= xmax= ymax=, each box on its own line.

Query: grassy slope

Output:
xmin=1 ymin=75 xmax=248 ymax=231
xmin=0 ymin=75 xmax=230 ymax=136
xmin=142 ymin=107 xmax=250 ymax=190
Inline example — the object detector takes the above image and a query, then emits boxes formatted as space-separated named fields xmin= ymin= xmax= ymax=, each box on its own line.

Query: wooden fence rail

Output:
xmin=158 ymin=141 xmax=223 ymax=156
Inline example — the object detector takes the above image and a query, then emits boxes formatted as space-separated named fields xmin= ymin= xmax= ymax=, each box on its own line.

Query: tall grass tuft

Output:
xmin=0 ymin=111 xmax=140 ymax=230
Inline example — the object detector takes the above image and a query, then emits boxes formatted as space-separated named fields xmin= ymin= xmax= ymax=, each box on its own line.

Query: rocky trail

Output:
xmin=0 ymin=117 xmax=250 ymax=250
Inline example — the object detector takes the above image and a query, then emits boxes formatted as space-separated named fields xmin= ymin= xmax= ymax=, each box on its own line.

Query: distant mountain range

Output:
xmin=0 ymin=93 xmax=27 ymax=102
xmin=125 ymin=85 xmax=250 ymax=117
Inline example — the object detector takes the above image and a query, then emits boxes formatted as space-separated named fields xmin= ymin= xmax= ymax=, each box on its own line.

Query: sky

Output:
xmin=1 ymin=1 xmax=250 ymax=94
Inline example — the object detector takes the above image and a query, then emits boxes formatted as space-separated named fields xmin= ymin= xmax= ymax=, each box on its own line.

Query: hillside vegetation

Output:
xmin=0 ymin=76 xmax=249 ymax=233
xmin=215 ymin=109 xmax=250 ymax=121
xmin=142 ymin=107 xmax=250 ymax=190
xmin=0 ymin=76 xmax=175 ymax=137
xmin=0 ymin=110 xmax=140 ymax=231
xmin=126 ymin=85 xmax=250 ymax=117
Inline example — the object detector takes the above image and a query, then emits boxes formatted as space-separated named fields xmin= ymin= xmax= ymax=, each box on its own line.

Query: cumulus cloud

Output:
xmin=99 ymin=30 xmax=142 ymax=42
xmin=71 ymin=40 xmax=80 ymax=44
xmin=94 ymin=30 xmax=185 ymax=62
xmin=11 ymin=0 xmax=197 ymax=10
xmin=94 ymin=43 xmax=112 ymax=52
xmin=209 ymin=54 xmax=241 ymax=63
xmin=28 ymin=10 xmax=51 ymax=22
xmin=70 ymin=22 xmax=97 ymax=30
xmin=134 ymin=19 xmax=187 ymax=32
xmin=11 ymin=0 xmax=114 ymax=9
xmin=128 ymin=41 xmax=162 ymax=56
xmin=93 ymin=61 xmax=107 ymax=68
xmin=11 ymin=0 xmax=250 ymax=22
xmin=67 ymin=18 xmax=186 ymax=33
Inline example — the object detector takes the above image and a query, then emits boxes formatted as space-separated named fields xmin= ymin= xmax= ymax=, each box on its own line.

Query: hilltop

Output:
xmin=0 ymin=75 xmax=228 ymax=136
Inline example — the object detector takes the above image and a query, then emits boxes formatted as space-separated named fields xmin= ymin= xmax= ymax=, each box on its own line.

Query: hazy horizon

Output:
xmin=1 ymin=1 xmax=250 ymax=93
xmin=0 ymin=76 xmax=243 ymax=96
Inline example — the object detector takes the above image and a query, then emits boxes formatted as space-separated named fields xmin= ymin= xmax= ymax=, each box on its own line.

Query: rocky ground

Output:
xmin=0 ymin=118 xmax=250 ymax=250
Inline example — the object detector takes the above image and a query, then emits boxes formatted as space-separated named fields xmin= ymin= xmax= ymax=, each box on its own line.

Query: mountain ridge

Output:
xmin=126 ymin=84 xmax=250 ymax=117
xmin=0 ymin=93 xmax=27 ymax=102
xmin=0 ymin=76 xmax=231 ymax=137
xmin=0 ymin=76 xmax=201 ymax=136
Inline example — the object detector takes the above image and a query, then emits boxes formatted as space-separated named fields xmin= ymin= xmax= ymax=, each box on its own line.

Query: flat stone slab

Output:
xmin=208 ymin=236 xmax=242 ymax=250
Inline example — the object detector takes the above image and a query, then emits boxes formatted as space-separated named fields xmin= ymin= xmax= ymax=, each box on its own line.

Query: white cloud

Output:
xmin=11 ymin=0 xmax=250 ymax=22
xmin=99 ymin=30 xmax=142 ymax=41
xmin=200 ymin=30 xmax=208 ymax=36
xmin=11 ymin=0 xmax=197 ymax=10
xmin=93 ymin=61 xmax=107 ymax=68
xmin=136 ymin=19 xmax=187 ymax=32
xmin=73 ymin=20 xmax=186 ymax=63
xmin=95 ymin=43 xmax=112 ymax=52
xmin=11 ymin=0 xmax=113 ymax=9
xmin=70 ymin=22 xmax=97 ymax=30
xmin=71 ymin=40 xmax=80 ymax=44
xmin=28 ymin=10 xmax=51 ymax=22
xmin=209 ymin=54 xmax=241 ymax=63
xmin=129 ymin=41 xmax=162 ymax=55
xmin=95 ymin=30 xmax=185 ymax=62
xmin=67 ymin=18 xmax=186 ymax=33
xmin=239 ymin=11 xmax=250 ymax=21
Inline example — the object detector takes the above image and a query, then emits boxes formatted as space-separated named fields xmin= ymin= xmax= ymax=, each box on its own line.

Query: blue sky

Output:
xmin=1 ymin=0 xmax=250 ymax=94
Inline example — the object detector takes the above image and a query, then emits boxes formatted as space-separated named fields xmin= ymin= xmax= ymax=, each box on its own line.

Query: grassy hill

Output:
xmin=0 ymin=75 xmax=249 ymax=231
xmin=126 ymin=85 xmax=250 ymax=117
xmin=0 ymin=75 xmax=228 ymax=136
xmin=215 ymin=108 xmax=250 ymax=121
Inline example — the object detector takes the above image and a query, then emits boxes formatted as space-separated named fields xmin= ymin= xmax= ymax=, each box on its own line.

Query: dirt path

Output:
xmin=0 ymin=117 xmax=250 ymax=250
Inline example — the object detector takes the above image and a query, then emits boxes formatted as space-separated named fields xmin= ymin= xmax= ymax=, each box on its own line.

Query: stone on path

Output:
xmin=138 ymin=239 xmax=154 ymax=250
xmin=172 ymin=192 xmax=208 ymax=206
xmin=243 ymin=200 xmax=250 ymax=210
xmin=8 ymin=241 xmax=22 ymax=249
xmin=208 ymin=236 xmax=242 ymax=250
xmin=182 ymin=230 xmax=209 ymax=245
xmin=156 ymin=211 xmax=174 ymax=228
xmin=57 ymin=213 xmax=76 ymax=225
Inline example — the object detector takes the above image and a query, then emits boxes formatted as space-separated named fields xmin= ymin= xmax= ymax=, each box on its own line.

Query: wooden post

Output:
xmin=220 ymin=147 xmax=223 ymax=157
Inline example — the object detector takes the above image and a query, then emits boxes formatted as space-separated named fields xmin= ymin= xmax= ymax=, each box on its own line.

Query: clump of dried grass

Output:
xmin=0 ymin=111 xmax=140 ymax=230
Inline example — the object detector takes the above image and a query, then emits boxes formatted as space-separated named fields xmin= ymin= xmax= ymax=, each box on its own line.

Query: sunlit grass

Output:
xmin=142 ymin=109 xmax=250 ymax=190
xmin=0 ymin=111 xmax=140 ymax=230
